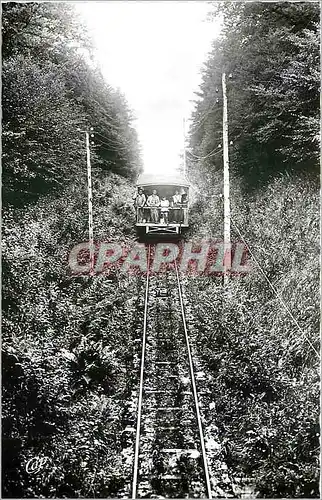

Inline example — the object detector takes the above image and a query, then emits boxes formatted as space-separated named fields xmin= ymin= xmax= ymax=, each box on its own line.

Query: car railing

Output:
xmin=135 ymin=205 xmax=188 ymax=224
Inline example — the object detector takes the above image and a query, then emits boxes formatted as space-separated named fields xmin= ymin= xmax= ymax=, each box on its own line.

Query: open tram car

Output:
xmin=135 ymin=173 xmax=190 ymax=237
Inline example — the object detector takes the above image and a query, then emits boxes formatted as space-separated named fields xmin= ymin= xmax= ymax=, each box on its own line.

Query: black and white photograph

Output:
xmin=2 ymin=1 xmax=320 ymax=498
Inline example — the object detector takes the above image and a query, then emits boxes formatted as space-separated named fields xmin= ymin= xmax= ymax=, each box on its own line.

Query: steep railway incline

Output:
xmin=133 ymin=270 xmax=208 ymax=497
xmin=120 ymin=246 xmax=236 ymax=499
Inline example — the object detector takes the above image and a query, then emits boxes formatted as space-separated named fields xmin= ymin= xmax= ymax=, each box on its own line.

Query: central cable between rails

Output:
xmin=132 ymin=254 xmax=212 ymax=499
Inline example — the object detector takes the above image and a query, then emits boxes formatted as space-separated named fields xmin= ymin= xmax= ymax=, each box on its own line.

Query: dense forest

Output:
xmin=2 ymin=2 xmax=320 ymax=498
xmin=2 ymin=2 xmax=142 ymax=208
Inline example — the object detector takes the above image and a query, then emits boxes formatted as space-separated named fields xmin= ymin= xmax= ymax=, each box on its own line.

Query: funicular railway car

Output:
xmin=134 ymin=173 xmax=190 ymax=236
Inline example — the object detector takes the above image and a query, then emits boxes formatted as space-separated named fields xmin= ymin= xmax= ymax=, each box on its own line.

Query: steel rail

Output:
xmin=174 ymin=261 xmax=213 ymax=499
xmin=131 ymin=245 xmax=151 ymax=499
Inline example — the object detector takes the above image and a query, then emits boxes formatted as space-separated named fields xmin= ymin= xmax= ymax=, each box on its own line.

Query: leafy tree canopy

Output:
xmin=189 ymin=2 xmax=320 ymax=190
xmin=2 ymin=2 xmax=142 ymax=207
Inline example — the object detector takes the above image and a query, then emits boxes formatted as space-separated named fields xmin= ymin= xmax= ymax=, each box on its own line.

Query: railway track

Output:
xmin=131 ymin=245 xmax=213 ymax=499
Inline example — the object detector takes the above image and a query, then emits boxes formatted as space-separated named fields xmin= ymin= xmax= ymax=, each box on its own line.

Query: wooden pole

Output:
xmin=85 ymin=130 xmax=95 ymax=276
xmin=222 ymin=73 xmax=231 ymax=285
xmin=183 ymin=117 xmax=187 ymax=177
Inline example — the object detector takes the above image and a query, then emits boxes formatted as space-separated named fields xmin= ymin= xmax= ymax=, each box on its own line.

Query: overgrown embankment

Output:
xmin=185 ymin=3 xmax=320 ymax=494
xmin=3 ymin=4 xmax=144 ymax=494
xmin=2 ymin=173 xmax=146 ymax=497
xmin=185 ymin=173 xmax=319 ymax=497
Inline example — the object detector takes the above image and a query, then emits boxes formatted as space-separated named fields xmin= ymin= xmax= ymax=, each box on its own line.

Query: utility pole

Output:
xmin=222 ymin=73 xmax=231 ymax=285
xmin=85 ymin=129 xmax=95 ymax=276
xmin=183 ymin=117 xmax=187 ymax=177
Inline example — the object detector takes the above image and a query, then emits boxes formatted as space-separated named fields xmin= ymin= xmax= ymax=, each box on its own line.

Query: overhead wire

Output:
xmin=94 ymin=129 xmax=129 ymax=146
xmin=187 ymin=147 xmax=223 ymax=161
xmin=230 ymin=216 xmax=319 ymax=358
xmin=93 ymin=137 xmax=128 ymax=153
xmin=91 ymin=130 xmax=130 ymax=153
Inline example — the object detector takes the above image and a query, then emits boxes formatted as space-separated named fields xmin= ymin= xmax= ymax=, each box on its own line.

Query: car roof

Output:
xmin=136 ymin=172 xmax=190 ymax=187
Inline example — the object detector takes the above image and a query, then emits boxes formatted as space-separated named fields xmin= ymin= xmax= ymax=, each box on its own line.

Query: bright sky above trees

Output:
xmin=76 ymin=1 xmax=222 ymax=174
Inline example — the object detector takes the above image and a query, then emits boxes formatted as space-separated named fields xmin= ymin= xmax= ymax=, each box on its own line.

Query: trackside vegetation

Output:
xmin=2 ymin=2 xmax=320 ymax=498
